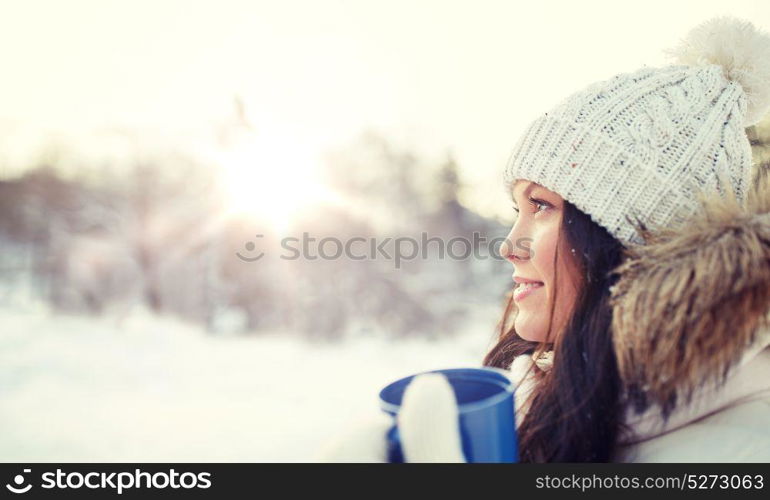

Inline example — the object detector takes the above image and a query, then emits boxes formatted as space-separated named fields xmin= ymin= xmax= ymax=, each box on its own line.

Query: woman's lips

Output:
xmin=513 ymin=280 xmax=544 ymax=303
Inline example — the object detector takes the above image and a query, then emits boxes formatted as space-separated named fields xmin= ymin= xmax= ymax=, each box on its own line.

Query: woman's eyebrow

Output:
xmin=510 ymin=182 xmax=535 ymax=205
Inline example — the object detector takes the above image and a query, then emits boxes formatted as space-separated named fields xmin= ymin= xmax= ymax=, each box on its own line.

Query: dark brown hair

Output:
xmin=483 ymin=200 xmax=634 ymax=462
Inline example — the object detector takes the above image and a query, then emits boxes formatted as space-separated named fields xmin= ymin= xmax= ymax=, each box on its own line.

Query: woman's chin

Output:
xmin=514 ymin=315 xmax=548 ymax=343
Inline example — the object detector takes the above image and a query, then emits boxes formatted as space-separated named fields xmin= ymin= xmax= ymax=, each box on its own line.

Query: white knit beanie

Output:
xmin=504 ymin=16 xmax=770 ymax=246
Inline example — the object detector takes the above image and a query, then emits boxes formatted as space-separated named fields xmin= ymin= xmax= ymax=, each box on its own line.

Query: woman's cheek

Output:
xmin=533 ymin=227 xmax=558 ymax=271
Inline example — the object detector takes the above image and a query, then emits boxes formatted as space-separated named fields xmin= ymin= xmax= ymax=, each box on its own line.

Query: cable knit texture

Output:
xmin=504 ymin=16 xmax=770 ymax=247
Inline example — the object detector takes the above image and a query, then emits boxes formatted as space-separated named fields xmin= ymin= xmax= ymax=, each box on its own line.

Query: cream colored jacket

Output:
xmin=508 ymin=337 xmax=770 ymax=462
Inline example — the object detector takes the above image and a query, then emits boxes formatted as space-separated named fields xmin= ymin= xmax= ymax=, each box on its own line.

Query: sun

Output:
xmin=217 ymin=131 xmax=338 ymax=233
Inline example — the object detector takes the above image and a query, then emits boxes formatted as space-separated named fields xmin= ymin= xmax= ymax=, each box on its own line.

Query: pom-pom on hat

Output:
xmin=504 ymin=16 xmax=770 ymax=246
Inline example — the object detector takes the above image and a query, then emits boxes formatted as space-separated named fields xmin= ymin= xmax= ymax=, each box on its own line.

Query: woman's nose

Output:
xmin=500 ymin=225 xmax=529 ymax=262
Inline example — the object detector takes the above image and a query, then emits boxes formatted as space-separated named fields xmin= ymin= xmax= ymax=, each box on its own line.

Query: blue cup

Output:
xmin=378 ymin=367 xmax=518 ymax=463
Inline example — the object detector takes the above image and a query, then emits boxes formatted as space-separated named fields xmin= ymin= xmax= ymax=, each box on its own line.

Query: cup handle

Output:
xmin=385 ymin=422 xmax=404 ymax=463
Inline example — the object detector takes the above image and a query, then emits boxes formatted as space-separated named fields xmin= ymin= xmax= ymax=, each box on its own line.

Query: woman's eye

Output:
xmin=528 ymin=197 xmax=551 ymax=213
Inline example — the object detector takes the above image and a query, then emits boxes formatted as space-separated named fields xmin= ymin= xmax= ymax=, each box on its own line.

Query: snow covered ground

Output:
xmin=0 ymin=303 xmax=500 ymax=462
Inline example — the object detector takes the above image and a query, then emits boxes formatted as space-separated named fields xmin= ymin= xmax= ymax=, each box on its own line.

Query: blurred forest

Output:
xmin=0 ymin=126 xmax=512 ymax=340
xmin=2 ymin=115 xmax=767 ymax=341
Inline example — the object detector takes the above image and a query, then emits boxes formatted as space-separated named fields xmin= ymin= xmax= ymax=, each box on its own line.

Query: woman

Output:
xmin=317 ymin=15 xmax=770 ymax=462
xmin=486 ymin=175 xmax=770 ymax=462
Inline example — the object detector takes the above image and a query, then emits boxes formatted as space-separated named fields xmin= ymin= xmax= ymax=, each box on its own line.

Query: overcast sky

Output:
xmin=1 ymin=0 xmax=767 ymax=219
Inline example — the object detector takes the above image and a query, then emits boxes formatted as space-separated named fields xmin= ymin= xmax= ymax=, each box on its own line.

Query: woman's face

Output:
xmin=498 ymin=180 xmax=582 ymax=343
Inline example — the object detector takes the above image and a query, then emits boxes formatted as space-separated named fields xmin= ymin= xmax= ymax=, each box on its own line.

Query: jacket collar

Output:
xmin=507 ymin=334 xmax=770 ymax=441
xmin=620 ymin=334 xmax=770 ymax=444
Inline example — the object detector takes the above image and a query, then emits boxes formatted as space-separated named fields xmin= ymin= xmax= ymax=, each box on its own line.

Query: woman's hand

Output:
xmin=397 ymin=373 xmax=465 ymax=462
xmin=314 ymin=373 xmax=466 ymax=462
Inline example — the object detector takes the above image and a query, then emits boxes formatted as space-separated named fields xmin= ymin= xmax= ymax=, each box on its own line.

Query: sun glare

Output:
xmin=218 ymin=132 xmax=338 ymax=233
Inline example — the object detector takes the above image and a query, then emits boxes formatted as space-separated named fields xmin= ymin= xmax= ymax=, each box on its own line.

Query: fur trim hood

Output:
xmin=609 ymin=171 xmax=770 ymax=426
